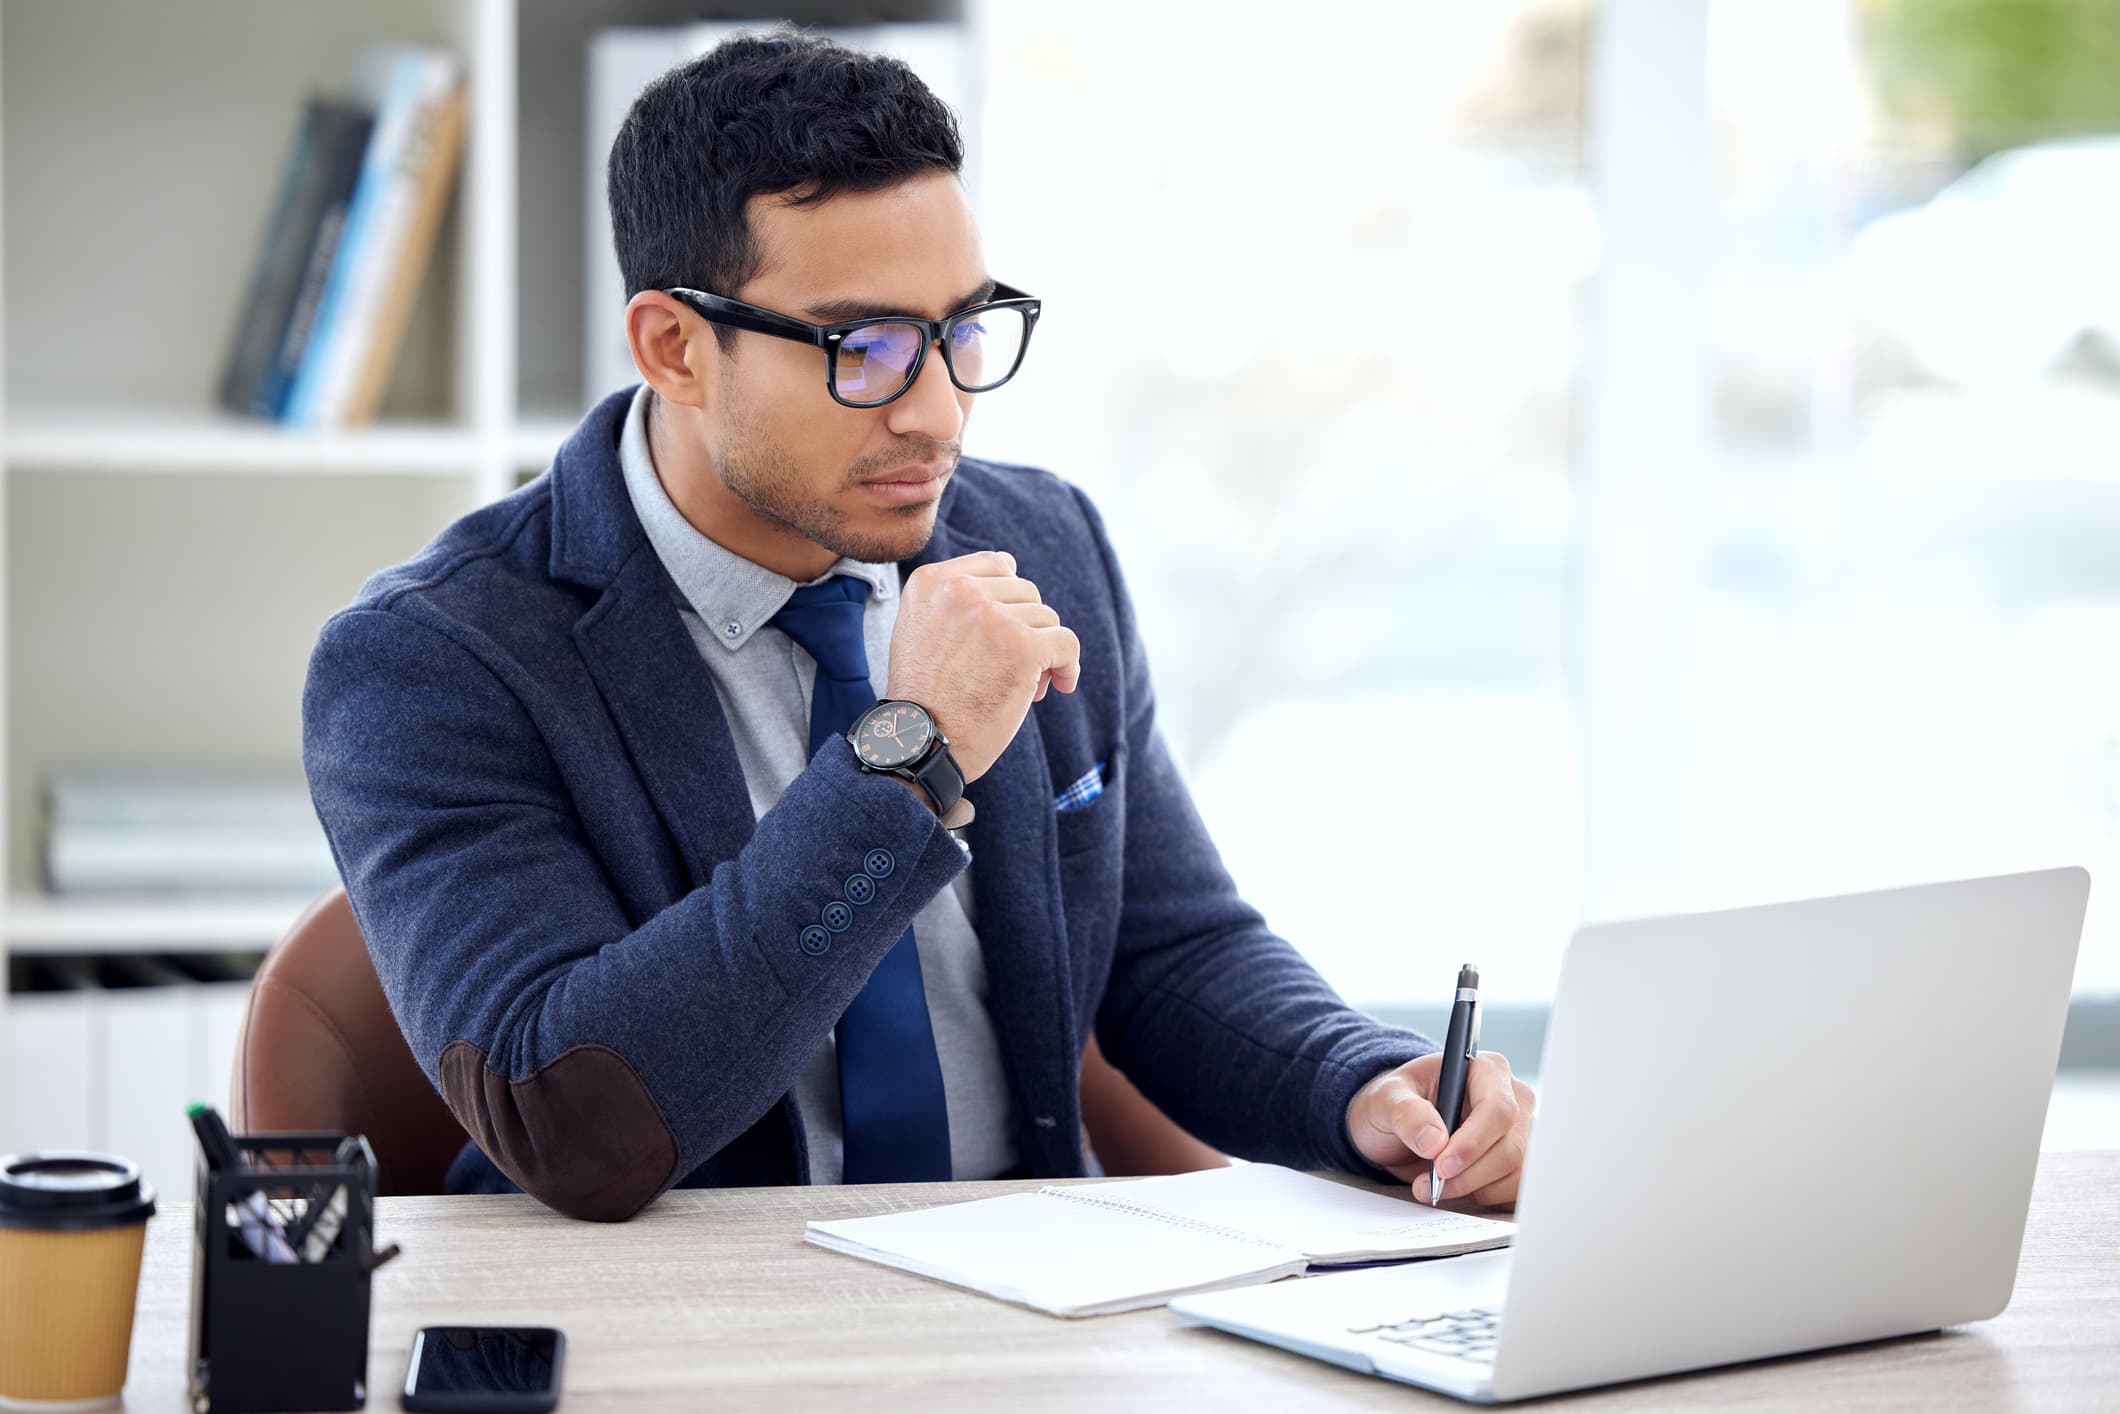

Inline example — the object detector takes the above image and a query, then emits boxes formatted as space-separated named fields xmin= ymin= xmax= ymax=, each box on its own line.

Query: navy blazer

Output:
xmin=302 ymin=387 xmax=1432 ymax=1220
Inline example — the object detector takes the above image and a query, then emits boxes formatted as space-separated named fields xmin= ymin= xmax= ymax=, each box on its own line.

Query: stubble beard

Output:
xmin=713 ymin=395 xmax=958 ymax=566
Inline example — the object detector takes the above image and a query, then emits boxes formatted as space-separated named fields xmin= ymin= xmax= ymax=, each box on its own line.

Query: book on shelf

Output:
xmin=217 ymin=44 xmax=466 ymax=430
xmin=216 ymin=98 xmax=374 ymax=419
xmin=46 ymin=764 xmax=321 ymax=828
xmin=40 ymin=764 xmax=335 ymax=896
xmin=43 ymin=826 xmax=340 ymax=896
xmin=284 ymin=43 xmax=465 ymax=429
xmin=336 ymin=81 xmax=469 ymax=425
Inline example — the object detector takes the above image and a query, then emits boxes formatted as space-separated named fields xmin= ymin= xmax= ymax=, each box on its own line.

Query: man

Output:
xmin=303 ymin=30 xmax=1532 ymax=1221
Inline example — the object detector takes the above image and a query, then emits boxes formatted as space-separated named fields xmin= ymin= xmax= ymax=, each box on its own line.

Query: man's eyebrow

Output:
xmin=802 ymin=278 xmax=996 ymax=325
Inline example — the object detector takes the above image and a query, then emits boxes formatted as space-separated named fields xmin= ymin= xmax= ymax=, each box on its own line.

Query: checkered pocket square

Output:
xmin=1054 ymin=760 xmax=1107 ymax=812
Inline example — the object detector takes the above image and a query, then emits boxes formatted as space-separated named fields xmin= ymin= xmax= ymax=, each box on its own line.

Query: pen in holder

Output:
xmin=186 ymin=1127 xmax=401 ymax=1413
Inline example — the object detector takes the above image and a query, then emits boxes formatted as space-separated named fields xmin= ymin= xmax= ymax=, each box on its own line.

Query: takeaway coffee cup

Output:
xmin=0 ymin=1153 xmax=157 ymax=1410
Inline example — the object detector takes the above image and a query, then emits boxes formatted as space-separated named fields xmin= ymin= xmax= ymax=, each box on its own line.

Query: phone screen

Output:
xmin=403 ymin=1326 xmax=564 ymax=1412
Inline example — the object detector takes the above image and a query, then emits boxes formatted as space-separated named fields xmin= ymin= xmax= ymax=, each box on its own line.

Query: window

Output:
xmin=971 ymin=0 xmax=2118 ymax=1031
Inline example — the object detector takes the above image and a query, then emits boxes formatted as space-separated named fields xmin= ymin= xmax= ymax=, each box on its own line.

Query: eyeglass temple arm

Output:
xmin=664 ymin=288 xmax=826 ymax=346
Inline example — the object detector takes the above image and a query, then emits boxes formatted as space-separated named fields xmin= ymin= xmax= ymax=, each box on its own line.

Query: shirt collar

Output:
xmin=617 ymin=384 xmax=898 ymax=651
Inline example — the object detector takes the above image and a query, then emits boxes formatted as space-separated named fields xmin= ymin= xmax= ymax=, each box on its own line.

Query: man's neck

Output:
xmin=645 ymin=391 xmax=840 ymax=582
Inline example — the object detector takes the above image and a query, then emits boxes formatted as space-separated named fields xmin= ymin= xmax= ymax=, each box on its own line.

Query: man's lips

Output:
xmin=859 ymin=460 xmax=949 ymax=486
xmin=857 ymin=461 xmax=951 ymax=503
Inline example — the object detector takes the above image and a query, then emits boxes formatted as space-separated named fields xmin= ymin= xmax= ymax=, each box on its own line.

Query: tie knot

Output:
xmin=768 ymin=574 xmax=874 ymax=688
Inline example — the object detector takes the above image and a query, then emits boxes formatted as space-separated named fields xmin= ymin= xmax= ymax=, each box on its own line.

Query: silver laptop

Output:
xmin=1172 ymin=868 xmax=2089 ymax=1403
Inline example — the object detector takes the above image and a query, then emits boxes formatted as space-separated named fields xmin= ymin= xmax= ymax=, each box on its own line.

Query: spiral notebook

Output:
xmin=804 ymin=1164 xmax=1514 ymax=1318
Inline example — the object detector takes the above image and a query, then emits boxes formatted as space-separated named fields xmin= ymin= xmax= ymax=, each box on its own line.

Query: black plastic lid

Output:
xmin=0 ymin=1152 xmax=157 ymax=1231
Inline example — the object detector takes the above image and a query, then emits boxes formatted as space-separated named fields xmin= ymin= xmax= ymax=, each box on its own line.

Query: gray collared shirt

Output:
xmin=617 ymin=384 xmax=1017 ymax=1183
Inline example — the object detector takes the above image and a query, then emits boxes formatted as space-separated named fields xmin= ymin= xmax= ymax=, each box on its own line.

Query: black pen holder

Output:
xmin=188 ymin=1132 xmax=396 ymax=1413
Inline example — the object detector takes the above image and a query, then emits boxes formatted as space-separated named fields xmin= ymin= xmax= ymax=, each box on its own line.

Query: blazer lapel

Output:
xmin=547 ymin=390 xmax=756 ymax=893
xmin=902 ymin=507 xmax=1083 ymax=1174
xmin=573 ymin=548 xmax=756 ymax=892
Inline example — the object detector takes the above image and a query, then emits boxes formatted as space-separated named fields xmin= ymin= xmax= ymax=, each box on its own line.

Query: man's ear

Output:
xmin=624 ymin=290 xmax=716 ymax=411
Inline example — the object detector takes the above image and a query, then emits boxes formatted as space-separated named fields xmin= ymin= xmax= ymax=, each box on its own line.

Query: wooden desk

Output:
xmin=121 ymin=1151 xmax=2116 ymax=1411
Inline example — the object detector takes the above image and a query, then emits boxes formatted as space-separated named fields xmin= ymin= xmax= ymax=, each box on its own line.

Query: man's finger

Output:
xmin=1432 ymin=1053 xmax=1518 ymax=1185
xmin=998 ymin=601 xmax=1061 ymax=628
xmin=1365 ymin=1081 xmax=1448 ymax=1163
xmin=955 ymin=549 xmax=1016 ymax=576
xmin=1468 ymin=1168 xmax=1523 ymax=1209
xmin=1437 ymin=1127 xmax=1525 ymax=1204
xmin=979 ymin=575 xmax=1044 ymax=605
xmin=1033 ymin=625 xmax=1082 ymax=692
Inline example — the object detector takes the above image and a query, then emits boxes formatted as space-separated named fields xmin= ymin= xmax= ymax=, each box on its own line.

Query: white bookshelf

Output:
xmin=0 ymin=0 xmax=964 ymax=1154
xmin=4 ymin=405 xmax=486 ymax=476
xmin=5 ymin=895 xmax=312 ymax=955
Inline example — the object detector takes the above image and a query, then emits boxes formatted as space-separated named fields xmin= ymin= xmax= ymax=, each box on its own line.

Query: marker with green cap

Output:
xmin=186 ymin=1103 xmax=297 ymax=1264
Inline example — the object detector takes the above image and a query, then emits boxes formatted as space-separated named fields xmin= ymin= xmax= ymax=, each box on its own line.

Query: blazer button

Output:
xmin=821 ymin=900 xmax=853 ymax=933
xmin=863 ymin=848 xmax=895 ymax=879
xmin=844 ymin=874 xmax=875 ymax=905
xmin=799 ymin=925 xmax=831 ymax=957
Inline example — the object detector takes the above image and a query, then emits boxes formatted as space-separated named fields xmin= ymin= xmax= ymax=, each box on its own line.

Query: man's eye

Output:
xmin=952 ymin=319 xmax=986 ymax=346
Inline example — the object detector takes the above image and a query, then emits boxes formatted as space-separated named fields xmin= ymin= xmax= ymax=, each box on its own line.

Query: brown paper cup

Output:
xmin=0 ymin=1155 xmax=156 ymax=1411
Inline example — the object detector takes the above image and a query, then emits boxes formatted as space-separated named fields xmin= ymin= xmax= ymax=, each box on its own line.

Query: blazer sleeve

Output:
xmin=302 ymin=604 xmax=967 ymax=1220
xmin=1070 ymin=488 xmax=1436 ymax=1181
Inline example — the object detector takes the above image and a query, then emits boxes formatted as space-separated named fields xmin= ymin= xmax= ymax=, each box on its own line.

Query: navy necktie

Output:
xmin=769 ymin=575 xmax=952 ymax=1182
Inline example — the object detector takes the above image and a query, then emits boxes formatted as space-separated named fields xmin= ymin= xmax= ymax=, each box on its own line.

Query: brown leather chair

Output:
xmin=231 ymin=887 xmax=1223 ymax=1197
xmin=229 ymin=889 xmax=468 ymax=1195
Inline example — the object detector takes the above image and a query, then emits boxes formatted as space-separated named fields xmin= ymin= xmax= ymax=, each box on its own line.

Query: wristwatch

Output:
xmin=845 ymin=699 xmax=966 ymax=818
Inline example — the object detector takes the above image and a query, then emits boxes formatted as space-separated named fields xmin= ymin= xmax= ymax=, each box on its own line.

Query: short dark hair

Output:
xmin=607 ymin=27 xmax=966 ymax=351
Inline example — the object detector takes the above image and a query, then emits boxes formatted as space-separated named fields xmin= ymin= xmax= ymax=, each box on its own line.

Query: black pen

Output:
xmin=1430 ymin=964 xmax=1482 ymax=1205
xmin=187 ymin=1103 xmax=298 ymax=1263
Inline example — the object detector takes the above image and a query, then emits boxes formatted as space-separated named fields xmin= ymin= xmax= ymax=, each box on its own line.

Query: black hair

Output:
xmin=607 ymin=27 xmax=966 ymax=352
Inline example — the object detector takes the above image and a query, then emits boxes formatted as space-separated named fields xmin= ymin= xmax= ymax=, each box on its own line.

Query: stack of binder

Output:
xmin=217 ymin=45 xmax=467 ymax=428
xmin=42 ymin=763 xmax=338 ymax=897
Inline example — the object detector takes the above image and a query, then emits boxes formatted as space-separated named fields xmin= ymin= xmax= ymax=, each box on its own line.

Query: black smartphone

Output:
xmin=401 ymin=1326 xmax=566 ymax=1413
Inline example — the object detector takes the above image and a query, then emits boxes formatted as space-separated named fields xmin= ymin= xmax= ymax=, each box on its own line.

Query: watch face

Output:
xmin=854 ymin=701 xmax=934 ymax=769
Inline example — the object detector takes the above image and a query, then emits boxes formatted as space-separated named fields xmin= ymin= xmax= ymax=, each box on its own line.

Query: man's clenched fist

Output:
xmin=886 ymin=550 xmax=1081 ymax=786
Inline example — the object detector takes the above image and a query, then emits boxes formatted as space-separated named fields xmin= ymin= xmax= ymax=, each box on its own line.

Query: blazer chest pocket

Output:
xmin=1053 ymin=747 xmax=1124 ymax=860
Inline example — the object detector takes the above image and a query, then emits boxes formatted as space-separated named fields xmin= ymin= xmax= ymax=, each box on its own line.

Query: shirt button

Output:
xmin=723 ymin=620 xmax=742 ymax=638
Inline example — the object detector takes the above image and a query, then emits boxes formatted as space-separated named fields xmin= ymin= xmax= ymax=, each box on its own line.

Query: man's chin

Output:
xmin=829 ymin=503 xmax=940 ymax=565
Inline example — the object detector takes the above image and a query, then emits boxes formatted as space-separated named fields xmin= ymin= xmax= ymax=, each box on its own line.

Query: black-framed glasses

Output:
xmin=663 ymin=282 xmax=1042 ymax=408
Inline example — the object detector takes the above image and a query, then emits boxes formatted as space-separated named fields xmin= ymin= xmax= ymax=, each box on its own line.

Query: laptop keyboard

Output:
xmin=1346 ymin=1306 xmax=1501 ymax=1365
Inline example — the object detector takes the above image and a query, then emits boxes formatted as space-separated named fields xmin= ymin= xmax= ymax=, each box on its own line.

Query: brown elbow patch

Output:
xmin=439 ymin=1040 xmax=680 ymax=1221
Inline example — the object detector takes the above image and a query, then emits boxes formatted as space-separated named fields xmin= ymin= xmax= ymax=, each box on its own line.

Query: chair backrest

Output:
xmin=229 ymin=888 xmax=468 ymax=1196
xmin=230 ymin=889 xmax=1224 ymax=1196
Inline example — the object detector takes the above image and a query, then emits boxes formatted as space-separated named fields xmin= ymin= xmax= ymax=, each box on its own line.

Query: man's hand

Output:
xmin=1347 ymin=1051 xmax=1534 ymax=1208
xmin=887 ymin=550 xmax=1081 ymax=784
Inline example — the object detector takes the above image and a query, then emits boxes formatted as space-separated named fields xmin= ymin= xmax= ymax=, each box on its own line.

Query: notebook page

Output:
xmin=1088 ymin=1164 xmax=1514 ymax=1262
xmin=805 ymin=1189 xmax=1305 ymax=1317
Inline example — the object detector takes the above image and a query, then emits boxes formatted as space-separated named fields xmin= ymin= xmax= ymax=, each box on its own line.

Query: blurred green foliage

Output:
xmin=1865 ymin=0 xmax=2120 ymax=158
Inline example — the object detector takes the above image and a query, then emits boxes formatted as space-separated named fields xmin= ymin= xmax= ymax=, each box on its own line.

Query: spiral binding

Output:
xmin=1042 ymin=1187 xmax=1294 ymax=1252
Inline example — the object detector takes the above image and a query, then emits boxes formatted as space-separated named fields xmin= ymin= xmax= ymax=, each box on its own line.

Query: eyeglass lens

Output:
xmin=832 ymin=305 xmax=1029 ymax=404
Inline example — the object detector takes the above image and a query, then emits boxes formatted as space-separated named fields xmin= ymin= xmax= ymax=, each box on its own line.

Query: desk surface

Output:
xmin=123 ymin=1150 xmax=2116 ymax=1411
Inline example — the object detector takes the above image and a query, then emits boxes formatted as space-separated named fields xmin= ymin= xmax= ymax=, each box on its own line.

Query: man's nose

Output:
xmin=885 ymin=338 xmax=965 ymax=441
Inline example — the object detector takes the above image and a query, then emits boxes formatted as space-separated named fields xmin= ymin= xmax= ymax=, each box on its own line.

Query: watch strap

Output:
xmin=908 ymin=737 xmax=966 ymax=816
